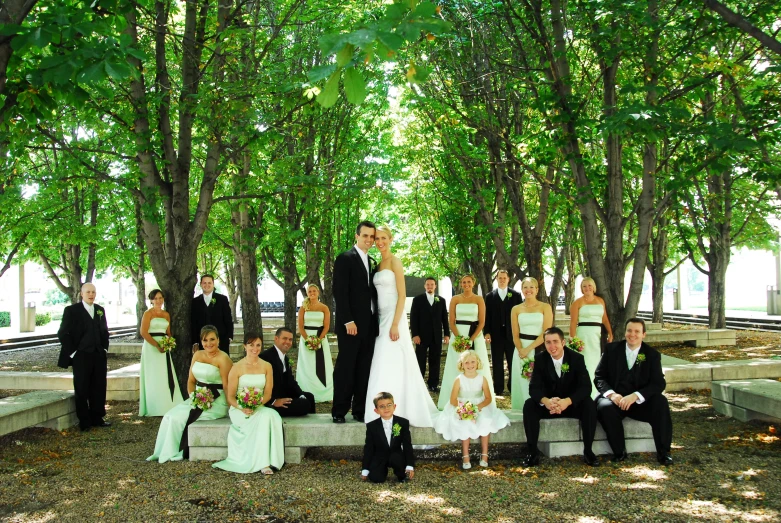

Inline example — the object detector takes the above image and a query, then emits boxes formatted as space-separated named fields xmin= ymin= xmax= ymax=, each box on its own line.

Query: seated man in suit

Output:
xmin=522 ymin=326 xmax=600 ymax=467
xmin=361 ymin=392 xmax=415 ymax=483
xmin=594 ymin=318 xmax=673 ymax=465
xmin=260 ymin=327 xmax=315 ymax=417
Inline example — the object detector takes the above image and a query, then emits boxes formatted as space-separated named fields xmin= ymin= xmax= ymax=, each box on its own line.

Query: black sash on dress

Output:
xmin=304 ymin=324 xmax=327 ymax=387
xmin=577 ymin=322 xmax=608 ymax=354
xmin=150 ymin=332 xmax=176 ymax=400
xmin=179 ymin=381 xmax=223 ymax=459
xmin=518 ymin=333 xmax=538 ymax=341
xmin=456 ymin=320 xmax=478 ymax=349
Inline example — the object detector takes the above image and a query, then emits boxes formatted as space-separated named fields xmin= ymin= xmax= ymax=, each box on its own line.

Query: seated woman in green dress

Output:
xmin=214 ymin=333 xmax=284 ymax=474
xmin=148 ymin=325 xmax=232 ymax=463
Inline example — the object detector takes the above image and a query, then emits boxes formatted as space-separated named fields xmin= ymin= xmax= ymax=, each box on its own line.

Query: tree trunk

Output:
xmin=707 ymin=249 xmax=729 ymax=329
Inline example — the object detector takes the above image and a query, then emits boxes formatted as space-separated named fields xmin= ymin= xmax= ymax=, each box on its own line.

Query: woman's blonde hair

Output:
xmin=457 ymin=350 xmax=483 ymax=371
xmin=375 ymin=224 xmax=393 ymax=240
xmin=460 ymin=273 xmax=476 ymax=285
xmin=302 ymin=283 xmax=320 ymax=311
xmin=521 ymin=276 xmax=539 ymax=289
xmin=581 ymin=277 xmax=597 ymax=293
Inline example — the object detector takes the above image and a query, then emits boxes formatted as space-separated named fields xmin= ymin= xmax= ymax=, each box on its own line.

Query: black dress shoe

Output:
xmin=657 ymin=453 xmax=673 ymax=465
xmin=521 ymin=451 xmax=541 ymax=467
xmin=332 ymin=416 xmax=346 ymax=424
xmin=611 ymin=451 xmax=629 ymax=463
xmin=583 ymin=452 xmax=601 ymax=467
xmin=92 ymin=420 xmax=111 ymax=428
xmin=352 ymin=414 xmax=364 ymax=422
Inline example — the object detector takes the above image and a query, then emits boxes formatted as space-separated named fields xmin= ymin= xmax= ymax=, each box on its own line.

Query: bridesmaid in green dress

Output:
xmin=148 ymin=326 xmax=232 ymax=463
xmin=509 ymin=277 xmax=553 ymax=410
xmin=295 ymin=284 xmax=334 ymax=402
xmin=214 ymin=333 xmax=284 ymax=474
xmin=139 ymin=289 xmax=183 ymax=416
xmin=570 ymin=277 xmax=613 ymax=397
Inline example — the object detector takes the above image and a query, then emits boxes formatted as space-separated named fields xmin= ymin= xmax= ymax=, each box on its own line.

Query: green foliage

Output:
xmin=35 ymin=312 xmax=51 ymax=326
xmin=0 ymin=312 xmax=9 ymax=328
xmin=43 ymin=289 xmax=70 ymax=307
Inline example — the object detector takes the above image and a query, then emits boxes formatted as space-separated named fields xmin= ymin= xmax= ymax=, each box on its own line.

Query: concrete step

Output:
xmin=0 ymin=364 xmax=140 ymax=401
xmin=712 ymin=379 xmax=781 ymax=422
xmin=0 ymin=390 xmax=77 ymax=436
xmin=188 ymin=413 xmax=655 ymax=463
xmin=664 ymin=359 xmax=781 ymax=391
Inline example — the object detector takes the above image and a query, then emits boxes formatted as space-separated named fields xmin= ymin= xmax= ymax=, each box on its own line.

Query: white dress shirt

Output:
xmin=71 ymin=302 xmax=100 ymax=358
xmin=603 ymin=343 xmax=645 ymax=404
xmin=498 ymin=287 xmax=508 ymax=301
xmin=426 ymin=293 xmax=435 ymax=306
xmin=361 ymin=416 xmax=413 ymax=477
xmin=202 ymin=292 xmax=214 ymax=307
xmin=275 ymin=346 xmax=287 ymax=372
xmin=551 ymin=354 xmax=564 ymax=378
xmin=354 ymin=245 xmax=370 ymax=284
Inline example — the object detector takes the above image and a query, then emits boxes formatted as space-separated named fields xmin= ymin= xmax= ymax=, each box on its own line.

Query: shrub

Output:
xmin=35 ymin=313 xmax=52 ymax=326
xmin=0 ymin=311 xmax=9 ymax=328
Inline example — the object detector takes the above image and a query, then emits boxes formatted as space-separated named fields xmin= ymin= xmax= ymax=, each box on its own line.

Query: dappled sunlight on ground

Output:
xmin=666 ymin=391 xmax=712 ymax=412
xmin=661 ymin=499 xmax=776 ymax=521
xmin=622 ymin=465 xmax=668 ymax=482
xmin=570 ymin=474 xmax=599 ymax=485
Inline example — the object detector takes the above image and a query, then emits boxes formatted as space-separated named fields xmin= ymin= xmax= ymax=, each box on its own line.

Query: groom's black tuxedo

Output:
xmin=594 ymin=341 xmax=672 ymax=456
xmin=523 ymin=349 xmax=597 ymax=455
xmin=409 ymin=293 xmax=450 ymax=388
xmin=332 ymin=246 xmax=379 ymax=419
xmin=260 ymin=347 xmax=315 ymax=417
xmin=191 ymin=292 xmax=233 ymax=351
xmin=484 ymin=288 xmax=523 ymax=394
xmin=57 ymin=302 xmax=110 ymax=429
xmin=362 ymin=415 xmax=415 ymax=483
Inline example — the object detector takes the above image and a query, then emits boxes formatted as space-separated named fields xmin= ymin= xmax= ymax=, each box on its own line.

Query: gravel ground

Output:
xmin=0 ymin=390 xmax=779 ymax=522
xmin=653 ymin=326 xmax=781 ymax=362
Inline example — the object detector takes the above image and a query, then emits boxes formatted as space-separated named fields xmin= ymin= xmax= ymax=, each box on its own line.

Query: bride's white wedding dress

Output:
xmin=364 ymin=269 xmax=440 ymax=426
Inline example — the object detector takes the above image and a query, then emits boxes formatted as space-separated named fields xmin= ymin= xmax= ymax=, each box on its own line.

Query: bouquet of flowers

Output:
xmin=159 ymin=336 xmax=176 ymax=353
xmin=304 ymin=335 xmax=322 ymax=351
xmin=192 ymin=386 xmax=215 ymax=411
xmin=456 ymin=401 xmax=478 ymax=422
xmin=521 ymin=358 xmax=535 ymax=380
xmin=453 ymin=336 xmax=472 ymax=353
xmin=237 ymin=386 xmax=264 ymax=418
xmin=567 ymin=336 xmax=585 ymax=353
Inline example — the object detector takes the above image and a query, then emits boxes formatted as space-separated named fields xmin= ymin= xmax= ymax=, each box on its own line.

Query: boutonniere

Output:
xmin=96 ymin=310 xmax=103 ymax=317
xmin=209 ymin=298 xmax=216 ymax=306
xmin=434 ymin=296 xmax=440 ymax=304
xmin=507 ymin=292 xmax=513 ymax=298
xmin=636 ymin=353 xmax=646 ymax=366
xmin=392 ymin=423 xmax=402 ymax=437
xmin=560 ymin=363 xmax=570 ymax=374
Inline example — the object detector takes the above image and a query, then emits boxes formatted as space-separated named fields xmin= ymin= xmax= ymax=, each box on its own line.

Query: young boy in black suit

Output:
xmin=361 ymin=392 xmax=415 ymax=483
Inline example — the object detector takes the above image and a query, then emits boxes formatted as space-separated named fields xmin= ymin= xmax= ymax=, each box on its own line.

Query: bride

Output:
xmin=364 ymin=225 xmax=440 ymax=426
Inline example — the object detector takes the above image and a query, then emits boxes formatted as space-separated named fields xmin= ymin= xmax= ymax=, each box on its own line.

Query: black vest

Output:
xmin=77 ymin=314 xmax=102 ymax=352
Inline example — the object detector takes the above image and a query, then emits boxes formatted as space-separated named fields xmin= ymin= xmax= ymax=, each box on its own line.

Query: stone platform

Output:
xmin=0 ymin=364 xmax=140 ymax=401
xmin=0 ymin=390 xmax=77 ymax=436
xmin=188 ymin=413 xmax=655 ymax=464
xmin=663 ymin=359 xmax=781 ymax=391
xmin=711 ymin=379 xmax=781 ymax=423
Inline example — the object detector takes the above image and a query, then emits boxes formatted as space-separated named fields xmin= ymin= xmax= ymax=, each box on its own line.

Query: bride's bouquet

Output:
xmin=159 ymin=336 xmax=176 ymax=353
xmin=304 ymin=335 xmax=322 ymax=351
xmin=192 ymin=386 xmax=215 ymax=411
xmin=453 ymin=336 xmax=472 ymax=353
xmin=456 ymin=401 xmax=478 ymax=422
xmin=521 ymin=358 xmax=535 ymax=380
xmin=237 ymin=386 xmax=264 ymax=418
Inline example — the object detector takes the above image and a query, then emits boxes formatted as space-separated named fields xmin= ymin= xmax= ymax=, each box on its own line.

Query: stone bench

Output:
xmin=711 ymin=379 xmax=781 ymax=423
xmin=556 ymin=322 xmax=662 ymax=332
xmin=663 ymin=358 xmax=781 ymax=391
xmin=0 ymin=390 xmax=78 ymax=436
xmin=0 ymin=364 xmax=140 ymax=401
xmin=188 ymin=412 xmax=655 ymax=464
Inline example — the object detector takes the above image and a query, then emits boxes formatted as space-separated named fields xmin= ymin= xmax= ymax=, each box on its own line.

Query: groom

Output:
xmin=332 ymin=220 xmax=379 ymax=423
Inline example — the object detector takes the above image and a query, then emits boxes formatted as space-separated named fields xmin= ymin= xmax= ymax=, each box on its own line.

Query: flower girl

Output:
xmin=433 ymin=351 xmax=510 ymax=469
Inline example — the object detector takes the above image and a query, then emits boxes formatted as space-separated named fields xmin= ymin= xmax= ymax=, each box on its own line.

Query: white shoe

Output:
xmin=479 ymin=453 xmax=489 ymax=467
xmin=462 ymin=456 xmax=471 ymax=470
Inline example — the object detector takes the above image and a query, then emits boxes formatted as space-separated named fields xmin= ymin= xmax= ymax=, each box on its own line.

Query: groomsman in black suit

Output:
xmin=260 ymin=327 xmax=315 ymax=417
xmin=57 ymin=283 xmax=111 ymax=431
xmin=361 ymin=392 xmax=415 ymax=483
xmin=191 ymin=274 xmax=233 ymax=352
xmin=522 ymin=327 xmax=600 ymax=467
xmin=331 ymin=220 xmax=379 ymax=423
xmin=594 ymin=318 xmax=673 ymax=465
xmin=410 ymin=277 xmax=450 ymax=392
xmin=484 ymin=270 xmax=523 ymax=395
